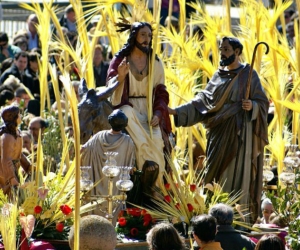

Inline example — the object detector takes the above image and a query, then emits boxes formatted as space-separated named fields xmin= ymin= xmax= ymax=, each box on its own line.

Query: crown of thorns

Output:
xmin=115 ymin=17 xmax=154 ymax=33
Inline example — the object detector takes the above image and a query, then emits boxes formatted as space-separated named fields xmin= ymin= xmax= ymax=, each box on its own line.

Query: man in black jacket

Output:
xmin=194 ymin=203 xmax=256 ymax=250
xmin=0 ymin=52 xmax=35 ymax=96
xmin=210 ymin=203 xmax=256 ymax=250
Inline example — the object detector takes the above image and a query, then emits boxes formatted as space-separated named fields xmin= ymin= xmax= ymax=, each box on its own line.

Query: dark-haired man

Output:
xmin=0 ymin=52 xmax=35 ymax=95
xmin=169 ymin=37 xmax=269 ymax=222
xmin=192 ymin=214 xmax=222 ymax=250
xmin=106 ymin=22 xmax=172 ymax=200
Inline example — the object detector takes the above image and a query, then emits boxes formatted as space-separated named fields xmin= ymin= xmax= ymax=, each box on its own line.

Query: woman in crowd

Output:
xmin=146 ymin=222 xmax=187 ymax=250
xmin=254 ymin=234 xmax=285 ymax=250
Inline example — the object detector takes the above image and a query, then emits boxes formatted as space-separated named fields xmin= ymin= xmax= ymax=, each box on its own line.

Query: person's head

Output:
xmin=93 ymin=44 xmax=104 ymax=67
xmin=219 ymin=36 xmax=243 ymax=67
xmin=90 ymin=15 xmax=101 ymax=27
xmin=286 ymin=22 xmax=295 ymax=38
xmin=69 ymin=215 xmax=117 ymax=250
xmin=15 ymin=87 xmax=30 ymax=108
xmin=0 ymin=85 xmax=15 ymax=107
xmin=209 ymin=203 xmax=234 ymax=225
xmin=116 ymin=22 xmax=153 ymax=57
xmin=27 ymin=14 xmax=39 ymax=34
xmin=132 ymin=22 xmax=152 ymax=54
xmin=261 ymin=198 xmax=274 ymax=223
xmin=284 ymin=9 xmax=295 ymax=24
xmin=1 ymin=58 xmax=14 ymax=73
xmin=51 ymin=100 xmax=66 ymax=112
xmin=26 ymin=99 xmax=40 ymax=117
xmin=14 ymin=51 xmax=29 ymax=72
xmin=28 ymin=116 xmax=48 ymax=143
xmin=0 ymin=32 xmax=9 ymax=50
xmin=13 ymin=35 xmax=28 ymax=51
xmin=146 ymin=222 xmax=186 ymax=250
xmin=28 ymin=51 xmax=40 ymax=72
xmin=65 ymin=5 xmax=76 ymax=23
xmin=192 ymin=214 xmax=217 ymax=245
xmin=108 ymin=109 xmax=128 ymax=132
xmin=3 ymin=75 xmax=21 ymax=91
xmin=255 ymin=234 xmax=285 ymax=250
xmin=21 ymin=130 xmax=32 ymax=153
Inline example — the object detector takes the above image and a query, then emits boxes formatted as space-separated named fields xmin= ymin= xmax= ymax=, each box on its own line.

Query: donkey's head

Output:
xmin=77 ymin=79 xmax=118 ymax=144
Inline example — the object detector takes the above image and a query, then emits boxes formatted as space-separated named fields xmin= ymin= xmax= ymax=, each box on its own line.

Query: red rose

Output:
xmin=132 ymin=208 xmax=141 ymax=217
xmin=141 ymin=209 xmax=147 ymax=216
xmin=20 ymin=212 xmax=25 ymax=216
xmin=143 ymin=213 xmax=152 ymax=223
xmin=127 ymin=208 xmax=133 ymax=216
xmin=187 ymin=203 xmax=194 ymax=212
xmin=34 ymin=205 xmax=43 ymax=214
xmin=130 ymin=228 xmax=139 ymax=236
xmin=56 ymin=222 xmax=64 ymax=232
xmin=60 ymin=205 xmax=72 ymax=215
xmin=118 ymin=217 xmax=127 ymax=227
xmin=175 ymin=203 xmax=180 ymax=210
xmin=164 ymin=183 xmax=171 ymax=190
xmin=190 ymin=184 xmax=197 ymax=192
xmin=164 ymin=195 xmax=171 ymax=203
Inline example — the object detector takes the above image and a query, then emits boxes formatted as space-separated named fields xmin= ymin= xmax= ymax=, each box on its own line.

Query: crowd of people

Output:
xmin=0 ymin=6 xmax=112 ymax=188
xmin=67 ymin=202 xmax=288 ymax=249
xmin=0 ymin=1 xmax=298 ymax=250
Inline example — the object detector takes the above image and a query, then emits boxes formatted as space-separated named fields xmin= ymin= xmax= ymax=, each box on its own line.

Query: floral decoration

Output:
xmin=115 ymin=208 xmax=155 ymax=240
xmin=19 ymin=172 xmax=75 ymax=241
xmin=144 ymin=162 xmax=243 ymax=231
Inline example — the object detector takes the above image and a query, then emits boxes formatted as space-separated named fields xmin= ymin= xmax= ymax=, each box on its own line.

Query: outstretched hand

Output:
xmin=168 ymin=107 xmax=177 ymax=115
xmin=117 ymin=57 xmax=130 ymax=83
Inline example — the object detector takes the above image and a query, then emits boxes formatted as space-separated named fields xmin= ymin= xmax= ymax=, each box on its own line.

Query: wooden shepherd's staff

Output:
xmin=245 ymin=42 xmax=270 ymax=99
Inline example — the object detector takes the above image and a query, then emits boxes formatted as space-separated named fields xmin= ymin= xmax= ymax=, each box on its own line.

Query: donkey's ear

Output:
xmin=78 ymin=78 xmax=89 ymax=98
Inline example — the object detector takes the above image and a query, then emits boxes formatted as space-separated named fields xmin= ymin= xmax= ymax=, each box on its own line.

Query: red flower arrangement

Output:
xmin=20 ymin=180 xmax=74 ymax=241
xmin=115 ymin=208 xmax=155 ymax=240
xmin=60 ymin=205 xmax=73 ymax=215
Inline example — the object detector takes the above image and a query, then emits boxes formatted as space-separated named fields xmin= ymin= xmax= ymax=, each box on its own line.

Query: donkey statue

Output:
xmin=77 ymin=78 xmax=118 ymax=144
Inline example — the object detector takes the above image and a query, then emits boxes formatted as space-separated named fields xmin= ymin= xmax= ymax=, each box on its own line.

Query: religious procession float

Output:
xmin=0 ymin=0 xmax=300 ymax=249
